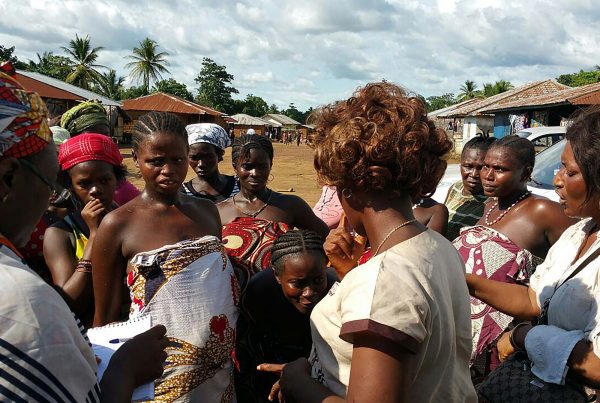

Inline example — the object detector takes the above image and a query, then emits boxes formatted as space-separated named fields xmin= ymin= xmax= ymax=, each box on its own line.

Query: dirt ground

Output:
xmin=121 ymin=142 xmax=324 ymax=206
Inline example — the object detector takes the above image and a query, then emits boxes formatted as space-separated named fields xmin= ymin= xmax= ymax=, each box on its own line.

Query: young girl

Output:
xmin=44 ymin=133 xmax=124 ymax=326
xmin=92 ymin=111 xmax=238 ymax=402
xmin=237 ymin=230 xmax=336 ymax=402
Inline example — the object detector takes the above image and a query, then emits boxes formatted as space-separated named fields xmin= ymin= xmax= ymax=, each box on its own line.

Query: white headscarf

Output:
xmin=186 ymin=123 xmax=231 ymax=151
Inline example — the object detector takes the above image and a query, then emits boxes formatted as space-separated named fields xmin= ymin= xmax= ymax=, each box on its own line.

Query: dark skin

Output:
xmin=0 ymin=143 xmax=167 ymax=402
xmin=44 ymin=161 xmax=117 ymax=318
xmin=457 ymin=147 xmax=487 ymax=196
xmin=478 ymin=146 xmax=576 ymax=258
xmin=467 ymin=141 xmax=600 ymax=387
xmin=217 ymin=148 xmax=329 ymax=241
xmin=412 ymin=197 xmax=449 ymax=236
xmin=187 ymin=143 xmax=233 ymax=201
xmin=92 ymin=132 xmax=222 ymax=326
xmin=264 ymin=168 xmax=427 ymax=402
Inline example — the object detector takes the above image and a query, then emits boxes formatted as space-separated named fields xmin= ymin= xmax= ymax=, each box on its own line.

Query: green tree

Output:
xmin=95 ymin=69 xmax=125 ymax=100
xmin=125 ymin=38 xmax=170 ymax=95
xmin=152 ymin=78 xmax=193 ymax=101
xmin=458 ymin=80 xmax=480 ymax=101
xmin=26 ymin=52 xmax=71 ymax=81
xmin=61 ymin=34 xmax=105 ymax=89
xmin=284 ymin=103 xmax=305 ymax=124
xmin=241 ymin=94 xmax=268 ymax=116
xmin=267 ymin=103 xmax=280 ymax=114
xmin=120 ymin=85 xmax=148 ymax=100
xmin=0 ymin=45 xmax=27 ymax=69
xmin=482 ymin=80 xmax=514 ymax=97
xmin=556 ymin=69 xmax=600 ymax=87
xmin=194 ymin=58 xmax=239 ymax=113
xmin=425 ymin=93 xmax=456 ymax=112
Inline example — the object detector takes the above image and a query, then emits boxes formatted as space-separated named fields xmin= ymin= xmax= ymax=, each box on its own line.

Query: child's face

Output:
xmin=134 ymin=132 xmax=189 ymax=194
xmin=275 ymin=252 xmax=328 ymax=315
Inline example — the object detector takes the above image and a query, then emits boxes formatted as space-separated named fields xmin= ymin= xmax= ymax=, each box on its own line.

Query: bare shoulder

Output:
xmin=527 ymin=194 xmax=562 ymax=216
xmin=277 ymin=192 xmax=310 ymax=209
xmin=180 ymin=194 xmax=222 ymax=233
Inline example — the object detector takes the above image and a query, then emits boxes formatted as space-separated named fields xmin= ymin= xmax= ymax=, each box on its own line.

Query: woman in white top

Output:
xmin=467 ymin=106 xmax=600 ymax=388
xmin=263 ymin=82 xmax=477 ymax=402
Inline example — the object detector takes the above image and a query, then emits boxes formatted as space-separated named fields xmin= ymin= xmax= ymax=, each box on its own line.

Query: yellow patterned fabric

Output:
xmin=127 ymin=236 xmax=239 ymax=402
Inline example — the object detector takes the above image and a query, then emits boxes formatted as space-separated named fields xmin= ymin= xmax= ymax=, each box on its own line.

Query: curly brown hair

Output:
xmin=311 ymin=82 xmax=452 ymax=199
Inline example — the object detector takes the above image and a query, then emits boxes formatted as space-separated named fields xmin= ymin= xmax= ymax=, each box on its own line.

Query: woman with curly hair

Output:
xmin=264 ymin=82 xmax=476 ymax=402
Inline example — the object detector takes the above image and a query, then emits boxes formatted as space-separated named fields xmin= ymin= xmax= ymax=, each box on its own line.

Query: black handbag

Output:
xmin=477 ymin=352 xmax=588 ymax=402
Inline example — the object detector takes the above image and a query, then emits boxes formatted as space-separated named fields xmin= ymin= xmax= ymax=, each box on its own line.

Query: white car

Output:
xmin=432 ymin=139 xmax=562 ymax=203
xmin=516 ymin=126 xmax=566 ymax=153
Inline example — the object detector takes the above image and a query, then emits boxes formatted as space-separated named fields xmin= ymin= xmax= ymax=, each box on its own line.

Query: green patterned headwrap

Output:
xmin=60 ymin=101 xmax=108 ymax=135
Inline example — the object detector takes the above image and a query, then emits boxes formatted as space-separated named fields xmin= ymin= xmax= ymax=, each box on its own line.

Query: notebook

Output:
xmin=87 ymin=315 xmax=154 ymax=401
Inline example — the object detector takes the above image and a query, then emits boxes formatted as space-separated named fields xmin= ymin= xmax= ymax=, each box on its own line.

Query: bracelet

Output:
xmin=76 ymin=259 xmax=92 ymax=273
xmin=509 ymin=322 xmax=531 ymax=351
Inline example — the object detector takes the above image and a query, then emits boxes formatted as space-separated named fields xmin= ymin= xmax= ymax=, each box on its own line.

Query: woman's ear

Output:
xmin=0 ymin=158 xmax=19 ymax=201
xmin=522 ymin=166 xmax=533 ymax=182
xmin=132 ymin=150 xmax=139 ymax=169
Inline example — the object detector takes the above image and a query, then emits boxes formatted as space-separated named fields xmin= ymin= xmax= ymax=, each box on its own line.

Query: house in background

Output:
xmin=229 ymin=113 xmax=279 ymax=137
xmin=15 ymin=70 xmax=126 ymax=139
xmin=437 ymin=80 xmax=568 ymax=152
xmin=261 ymin=113 xmax=301 ymax=139
xmin=122 ymin=92 xmax=232 ymax=141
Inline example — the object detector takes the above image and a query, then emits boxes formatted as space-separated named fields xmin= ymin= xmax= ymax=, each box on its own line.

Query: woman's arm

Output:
xmin=292 ymin=195 xmax=330 ymax=241
xmin=466 ymin=274 xmax=540 ymax=321
xmin=43 ymin=227 xmax=93 ymax=315
xmin=538 ymin=200 xmax=578 ymax=245
xmin=426 ymin=204 xmax=449 ymax=236
xmin=92 ymin=213 xmax=127 ymax=326
xmin=280 ymin=332 xmax=412 ymax=403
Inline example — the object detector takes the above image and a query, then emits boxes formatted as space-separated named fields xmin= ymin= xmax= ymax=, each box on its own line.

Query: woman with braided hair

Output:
xmin=218 ymin=134 xmax=329 ymax=290
xmin=236 ymin=230 xmax=336 ymax=403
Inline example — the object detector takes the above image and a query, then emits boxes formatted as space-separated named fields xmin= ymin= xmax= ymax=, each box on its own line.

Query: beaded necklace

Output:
xmin=484 ymin=191 xmax=531 ymax=226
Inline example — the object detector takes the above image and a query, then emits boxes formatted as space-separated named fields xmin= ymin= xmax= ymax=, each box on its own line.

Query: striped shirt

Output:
xmin=444 ymin=181 xmax=488 ymax=242
xmin=0 ymin=244 xmax=99 ymax=402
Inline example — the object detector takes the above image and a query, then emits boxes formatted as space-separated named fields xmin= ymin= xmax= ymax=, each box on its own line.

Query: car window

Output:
xmin=528 ymin=139 xmax=565 ymax=190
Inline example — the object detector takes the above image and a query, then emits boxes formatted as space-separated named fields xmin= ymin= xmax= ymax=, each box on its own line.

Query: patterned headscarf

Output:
xmin=186 ymin=123 xmax=231 ymax=151
xmin=60 ymin=101 xmax=109 ymax=135
xmin=50 ymin=126 xmax=70 ymax=145
xmin=58 ymin=133 xmax=123 ymax=171
xmin=0 ymin=62 xmax=51 ymax=158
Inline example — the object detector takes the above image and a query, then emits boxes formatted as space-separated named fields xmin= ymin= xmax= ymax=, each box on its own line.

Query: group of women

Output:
xmin=4 ymin=55 xmax=600 ymax=402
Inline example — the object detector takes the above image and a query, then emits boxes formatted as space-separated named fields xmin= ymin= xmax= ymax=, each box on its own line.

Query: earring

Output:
xmin=269 ymin=174 xmax=275 ymax=182
xmin=342 ymin=188 xmax=352 ymax=199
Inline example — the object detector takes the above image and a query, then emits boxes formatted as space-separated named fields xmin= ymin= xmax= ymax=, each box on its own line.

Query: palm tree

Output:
xmin=125 ymin=38 xmax=170 ymax=94
xmin=482 ymin=82 xmax=495 ymax=97
xmin=493 ymin=80 xmax=514 ymax=94
xmin=61 ymin=34 xmax=105 ymax=89
xmin=96 ymin=70 xmax=125 ymax=100
xmin=458 ymin=80 xmax=480 ymax=101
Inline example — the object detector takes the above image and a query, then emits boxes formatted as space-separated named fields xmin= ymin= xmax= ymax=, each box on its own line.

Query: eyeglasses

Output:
xmin=19 ymin=158 xmax=69 ymax=198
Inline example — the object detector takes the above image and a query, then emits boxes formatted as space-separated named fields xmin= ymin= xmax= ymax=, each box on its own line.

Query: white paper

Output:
xmin=87 ymin=315 xmax=154 ymax=401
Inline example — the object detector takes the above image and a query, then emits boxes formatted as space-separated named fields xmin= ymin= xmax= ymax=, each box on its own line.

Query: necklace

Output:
xmin=484 ymin=191 xmax=531 ymax=226
xmin=373 ymin=219 xmax=418 ymax=256
xmin=233 ymin=189 xmax=273 ymax=218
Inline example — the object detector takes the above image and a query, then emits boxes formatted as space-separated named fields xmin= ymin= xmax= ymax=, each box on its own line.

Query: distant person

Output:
xmin=412 ymin=196 xmax=449 ymax=236
xmin=444 ymin=136 xmax=496 ymax=241
xmin=181 ymin=123 xmax=240 ymax=203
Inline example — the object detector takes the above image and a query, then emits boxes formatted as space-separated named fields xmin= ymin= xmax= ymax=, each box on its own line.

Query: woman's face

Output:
xmin=135 ymin=133 xmax=189 ymax=194
xmin=69 ymin=161 xmax=117 ymax=208
xmin=188 ymin=143 xmax=220 ymax=179
xmin=275 ymin=252 xmax=328 ymax=315
xmin=460 ymin=148 xmax=486 ymax=195
xmin=236 ymin=148 xmax=271 ymax=193
xmin=481 ymin=147 xmax=528 ymax=197
xmin=553 ymin=141 xmax=600 ymax=218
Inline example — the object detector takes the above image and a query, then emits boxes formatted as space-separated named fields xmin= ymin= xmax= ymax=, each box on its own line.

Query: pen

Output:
xmin=109 ymin=338 xmax=132 ymax=344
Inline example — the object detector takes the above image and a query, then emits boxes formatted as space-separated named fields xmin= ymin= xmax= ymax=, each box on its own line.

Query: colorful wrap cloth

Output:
xmin=0 ymin=62 xmax=51 ymax=158
xmin=60 ymin=101 xmax=108 ymax=135
xmin=58 ymin=132 xmax=122 ymax=171
xmin=222 ymin=217 xmax=289 ymax=289
xmin=127 ymin=236 xmax=239 ymax=402
xmin=186 ymin=123 xmax=231 ymax=151
xmin=453 ymin=225 xmax=543 ymax=382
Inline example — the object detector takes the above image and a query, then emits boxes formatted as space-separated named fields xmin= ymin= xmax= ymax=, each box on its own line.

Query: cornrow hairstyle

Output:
xmin=232 ymin=134 xmax=274 ymax=168
xmin=271 ymin=230 xmax=325 ymax=276
xmin=132 ymin=111 xmax=187 ymax=151
xmin=462 ymin=136 xmax=496 ymax=157
xmin=489 ymin=135 xmax=535 ymax=171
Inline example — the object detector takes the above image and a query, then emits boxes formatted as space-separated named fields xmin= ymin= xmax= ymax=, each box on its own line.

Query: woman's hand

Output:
xmin=81 ymin=198 xmax=107 ymax=234
xmin=257 ymin=363 xmax=285 ymax=402
xmin=324 ymin=228 xmax=366 ymax=280
xmin=497 ymin=331 xmax=515 ymax=362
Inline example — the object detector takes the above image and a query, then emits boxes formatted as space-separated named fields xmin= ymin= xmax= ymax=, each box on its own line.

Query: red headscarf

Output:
xmin=58 ymin=133 xmax=123 ymax=171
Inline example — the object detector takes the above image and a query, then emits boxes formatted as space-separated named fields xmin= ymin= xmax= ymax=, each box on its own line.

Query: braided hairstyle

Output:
xmin=462 ymin=136 xmax=496 ymax=157
xmin=488 ymin=135 xmax=535 ymax=172
xmin=271 ymin=230 xmax=325 ymax=276
xmin=132 ymin=111 xmax=187 ymax=151
xmin=232 ymin=134 xmax=274 ymax=168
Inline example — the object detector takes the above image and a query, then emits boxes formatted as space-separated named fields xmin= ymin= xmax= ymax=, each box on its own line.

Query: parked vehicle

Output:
xmin=516 ymin=126 xmax=566 ymax=153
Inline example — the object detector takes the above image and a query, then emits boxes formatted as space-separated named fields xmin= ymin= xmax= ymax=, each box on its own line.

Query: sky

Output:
xmin=1 ymin=0 xmax=599 ymax=110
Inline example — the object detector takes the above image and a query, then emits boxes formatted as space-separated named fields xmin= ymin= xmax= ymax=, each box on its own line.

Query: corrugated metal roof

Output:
xmin=16 ymin=70 xmax=122 ymax=107
xmin=122 ymin=92 xmax=225 ymax=116
xmin=428 ymin=98 xmax=480 ymax=118
xmin=230 ymin=113 xmax=276 ymax=126
xmin=480 ymin=81 xmax=600 ymax=112
xmin=261 ymin=113 xmax=301 ymax=125
xmin=438 ymin=80 xmax=568 ymax=118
